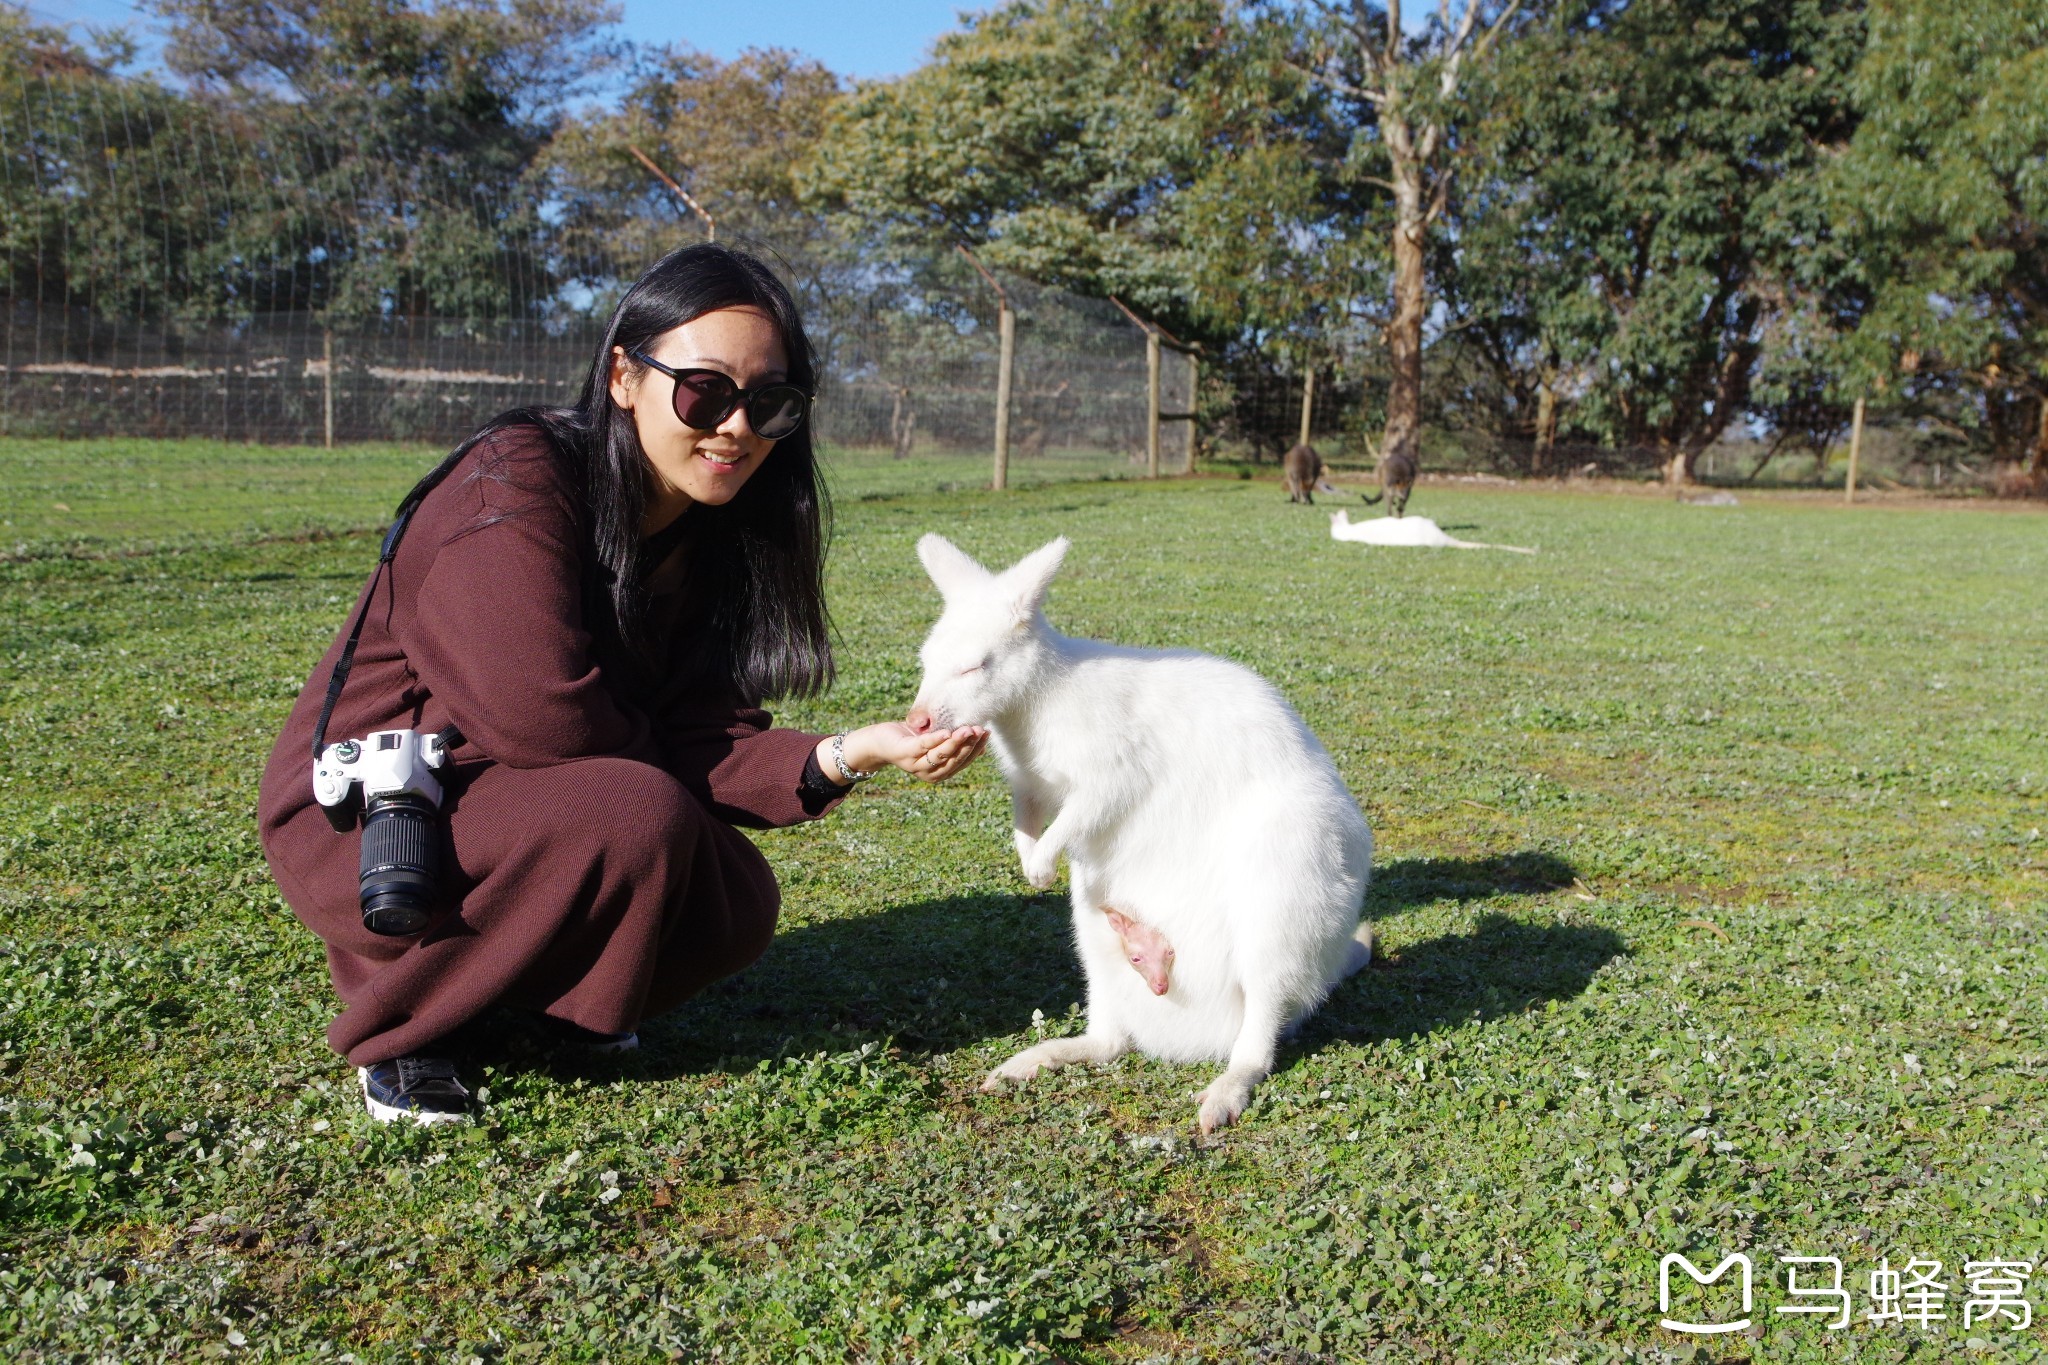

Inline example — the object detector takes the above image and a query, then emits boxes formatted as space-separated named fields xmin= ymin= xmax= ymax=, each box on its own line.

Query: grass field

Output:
xmin=2 ymin=439 xmax=2044 ymax=1363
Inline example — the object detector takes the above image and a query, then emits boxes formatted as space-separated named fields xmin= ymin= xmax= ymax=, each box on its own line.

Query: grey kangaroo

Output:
xmin=1282 ymin=444 xmax=1342 ymax=504
xmin=1359 ymin=449 xmax=1418 ymax=518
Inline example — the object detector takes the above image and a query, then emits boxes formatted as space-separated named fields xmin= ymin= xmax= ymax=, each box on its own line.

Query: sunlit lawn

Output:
xmin=3 ymin=439 xmax=2043 ymax=1362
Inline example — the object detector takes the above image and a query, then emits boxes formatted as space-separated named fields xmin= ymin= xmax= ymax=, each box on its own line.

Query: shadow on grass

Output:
xmin=622 ymin=848 xmax=1619 ymax=1076
xmin=1296 ymin=913 xmax=1625 ymax=1054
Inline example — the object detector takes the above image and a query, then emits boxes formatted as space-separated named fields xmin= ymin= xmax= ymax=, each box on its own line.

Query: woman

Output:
xmin=257 ymin=244 xmax=986 ymax=1124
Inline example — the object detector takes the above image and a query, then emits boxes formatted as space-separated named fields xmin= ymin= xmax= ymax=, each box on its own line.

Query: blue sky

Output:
xmin=24 ymin=1 xmax=981 ymax=83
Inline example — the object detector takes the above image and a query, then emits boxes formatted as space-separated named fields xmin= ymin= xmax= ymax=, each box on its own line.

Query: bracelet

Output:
xmin=832 ymin=732 xmax=875 ymax=782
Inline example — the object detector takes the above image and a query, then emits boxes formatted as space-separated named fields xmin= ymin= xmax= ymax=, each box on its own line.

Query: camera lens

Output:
xmin=358 ymin=794 xmax=442 ymax=936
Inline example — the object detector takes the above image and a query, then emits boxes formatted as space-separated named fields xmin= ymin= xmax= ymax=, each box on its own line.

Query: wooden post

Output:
xmin=1298 ymin=370 xmax=1315 ymax=448
xmin=956 ymin=243 xmax=1012 ymax=490
xmin=1183 ymin=350 xmax=1199 ymax=474
xmin=1146 ymin=328 xmax=1162 ymax=478
xmin=1110 ymin=295 xmax=1196 ymax=477
xmin=993 ymin=301 xmax=1015 ymax=492
xmin=322 ymin=328 xmax=335 ymax=449
xmin=1845 ymin=395 xmax=1865 ymax=503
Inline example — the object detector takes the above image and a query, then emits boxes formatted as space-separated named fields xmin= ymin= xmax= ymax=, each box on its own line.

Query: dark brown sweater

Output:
xmin=256 ymin=424 xmax=838 ymax=1063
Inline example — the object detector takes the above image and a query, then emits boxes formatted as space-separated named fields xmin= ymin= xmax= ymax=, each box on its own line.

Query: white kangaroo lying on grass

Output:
xmin=908 ymin=534 xmax=1375 ymax=1132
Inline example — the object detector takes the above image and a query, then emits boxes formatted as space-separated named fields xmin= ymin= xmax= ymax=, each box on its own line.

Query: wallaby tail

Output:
xmin=1359 ymin=490 xmax=1384 ymax=505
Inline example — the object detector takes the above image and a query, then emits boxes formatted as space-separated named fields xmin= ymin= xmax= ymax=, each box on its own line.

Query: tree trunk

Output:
xmin=1533 ymin=374 xmax=1557 ymax=475
xmin=890 ymin=385 xmax=915 ymax=460
xmin=1382 ymin=172 xmax=1427 ymax=474
xmin=2031 ymin=391 xmax=2048 ymax=480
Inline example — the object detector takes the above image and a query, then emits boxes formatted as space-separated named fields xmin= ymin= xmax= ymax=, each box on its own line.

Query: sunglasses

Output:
xmin=628 ymin=350 xmax=812 ymax=441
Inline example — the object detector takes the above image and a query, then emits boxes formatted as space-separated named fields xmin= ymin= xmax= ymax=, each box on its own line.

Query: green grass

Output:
xmin=0 ymin=437 xmax=1146 ymax=562
xmin=2 ymin=439 xmax=2044 ymax=1363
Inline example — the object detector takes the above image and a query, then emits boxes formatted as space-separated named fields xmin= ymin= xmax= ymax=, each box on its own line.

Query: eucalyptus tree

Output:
xmin=545 ymin=46 xmax=849 ymax=305
xmin=806 ymin=0 xmax=1350 ymax=352
xmin=1449 ymin=0 xmax=1863 ymax=483
xmin=146 ymin=0 xmax=625 ymax=320
xmin=1829 ymin=0 xmax=2048 ymax=480
xmin=0 ymin=10 xmax=222 ymax=325
xmin=1285 ymin=0 xmax=1528 ymax=477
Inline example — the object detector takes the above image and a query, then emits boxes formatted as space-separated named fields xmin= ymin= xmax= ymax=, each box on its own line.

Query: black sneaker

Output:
xmin=358 ymin=1054 xmax=472 ymax=1125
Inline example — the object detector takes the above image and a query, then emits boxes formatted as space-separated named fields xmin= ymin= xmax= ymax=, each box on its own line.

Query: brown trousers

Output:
xmin=270 ymin=756 xmax=779 ymax=1066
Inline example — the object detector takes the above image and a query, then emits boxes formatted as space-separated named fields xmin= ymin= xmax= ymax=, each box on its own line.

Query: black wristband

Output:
xmin=797 ymin=748 xmax=847 ymax=815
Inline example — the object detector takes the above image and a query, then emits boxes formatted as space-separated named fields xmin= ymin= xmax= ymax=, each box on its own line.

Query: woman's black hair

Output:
xmin=452 ymin=243 xmax=833 ymax=703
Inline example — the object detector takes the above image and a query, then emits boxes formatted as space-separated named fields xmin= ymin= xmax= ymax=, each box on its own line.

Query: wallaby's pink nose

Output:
xmin=907 ymin=706 xmax=934 ymax=734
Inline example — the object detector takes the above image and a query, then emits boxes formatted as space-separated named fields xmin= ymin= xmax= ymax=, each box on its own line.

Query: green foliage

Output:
xmin=546 ymin=45 xmax=849 ymax=300
xmin=1 ymin=439 xmax=2044 ymax=1359
xmin=807 ymin=0 xmax=1345 ymax=349
xmin=0 ymin=0 xmax=628 ymax=323
xmin=1448 ymin=0 xmax=1865 ymax=471
xmin=1830 ymin=0 xmax=2048 ymax=467
xmin=0 ymin=11 xmax=238 ymax=320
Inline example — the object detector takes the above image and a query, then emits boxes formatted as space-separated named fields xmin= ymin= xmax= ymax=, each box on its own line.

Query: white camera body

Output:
xmin=313 ymin=728 xmax=451 ymax=820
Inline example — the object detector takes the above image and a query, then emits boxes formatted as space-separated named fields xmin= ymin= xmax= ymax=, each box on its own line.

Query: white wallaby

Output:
xmin=908 ymin=534 xmax=1376 ymax=1133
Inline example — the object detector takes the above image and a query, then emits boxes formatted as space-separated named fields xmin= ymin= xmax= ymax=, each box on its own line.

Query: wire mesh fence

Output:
xmin=0 ymin=32 xmax=1227 ymax=476
xmin=0 ymin=282 xmax=1195 ymax=475
xmin=16 ymin=25 xmax=1959 ymax=493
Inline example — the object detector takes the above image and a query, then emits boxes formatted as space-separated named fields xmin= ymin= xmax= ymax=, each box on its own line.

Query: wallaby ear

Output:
xmin=917 ymin=534 xmax=991 ymax=597
xmin=1102 ymin=907 xmax=1133 ymax=937
xmin=997 ymin=536 xmax=1070 ymax=622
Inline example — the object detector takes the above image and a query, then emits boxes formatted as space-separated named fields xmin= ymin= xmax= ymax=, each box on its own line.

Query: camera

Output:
xmin=313 ymin=727 xmax=459 ymax=936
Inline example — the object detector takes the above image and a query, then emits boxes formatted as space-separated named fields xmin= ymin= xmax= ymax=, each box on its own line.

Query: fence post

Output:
xmin=1845 ymin=395 xmax=1865 ymax=503
xmin=1298 ymin=370 xmax=1314 ymax=448
xmin=322 ymin=328 xmax=335 ymax=449
xmin=1183 ymin=351 xmax=1199 ymax=474
xmin=956 ymin=243 xmax=1013 ymax=491
xmin=1146 ymin=328 xmax=1161 ymax=478
xmin=994 ymin=301 xmax=1015 ymax=492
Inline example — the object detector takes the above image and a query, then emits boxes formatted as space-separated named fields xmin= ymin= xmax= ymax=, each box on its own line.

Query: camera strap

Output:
xmin=309 ymin=449 xmax=469 ymax=762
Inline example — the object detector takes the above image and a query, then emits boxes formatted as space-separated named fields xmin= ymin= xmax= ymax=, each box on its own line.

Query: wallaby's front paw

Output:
xmin=1195 ymin=1077 xmax=1254 ymax=1134
xmin=1020 ymin=847 xmax=1059 ymax=889
xmin=1012 ymin=829 xmax=1038 ymax=865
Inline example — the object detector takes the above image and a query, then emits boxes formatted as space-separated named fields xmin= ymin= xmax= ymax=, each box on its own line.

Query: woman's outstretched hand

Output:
xmin=821 ymin=722 xmax=989 ymax=786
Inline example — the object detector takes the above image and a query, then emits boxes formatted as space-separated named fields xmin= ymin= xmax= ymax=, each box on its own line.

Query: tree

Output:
xmin=146 ymin=0 xmax=625 ymax=319
xmin=1449 ymin=0 xmax=1864 ymax=483
xmin=809 ymin=0 xmax=1393 ymax=468
xmin=808 ymin=0 xmax=1343 ymax=346
xmin=1830 ymin=0 xmax=2048 ymax=483
xmin=0 ymin=7 xmax=271 ymax=331
xmin=1289 ymin=0 xmax=1527 ymax=479
xmin=546 ymin=46 xmax=848 ymax=302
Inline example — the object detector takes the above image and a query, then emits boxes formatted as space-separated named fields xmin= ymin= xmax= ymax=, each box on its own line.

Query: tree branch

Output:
xmin=1442 ymin=0 xmax=1522 ymax=97
xmin=1284 ymin=56 xmax=1384 ymax=105
xmin=1350 ymin=0 xmax=1384 ymax=86
xmin=1424 ymin=164 xmax=1454 ymax=224
xmin=1471 ymin=0 xmax=1525 ymax=69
